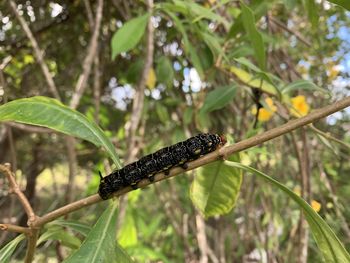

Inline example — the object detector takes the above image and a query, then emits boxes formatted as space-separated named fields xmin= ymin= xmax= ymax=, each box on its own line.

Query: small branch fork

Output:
xmin=0 ymin=164 xmax=39 ymax=263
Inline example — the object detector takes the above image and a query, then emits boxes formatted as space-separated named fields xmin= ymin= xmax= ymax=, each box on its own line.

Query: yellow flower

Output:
xmin=290 ymin=95 xmax=310 ymax=117
xmin=251 ymin=97 xmax=277 ymax=122
xmin=146 ymin=68 xmax=156 ymax=89
xmin=328 ymin=67 xmax=339 ymax=81
xmin=311 ymin=200 xmax=321 ymax=212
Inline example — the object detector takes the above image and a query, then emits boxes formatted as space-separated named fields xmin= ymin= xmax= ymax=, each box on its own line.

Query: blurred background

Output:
xmin=0 ymin=0 xmax=349 ymax=262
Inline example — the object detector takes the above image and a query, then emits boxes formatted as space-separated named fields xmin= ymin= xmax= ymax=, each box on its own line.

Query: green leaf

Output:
xmin=183 ymin=107 xmax=193 ymax=125
xmin=156 ymin=56 xmax=174 ymax=87
xmin=201 ymin=32 xmax=224 ymax=61
xmin=50 ymin=220 xmax=92 ymax=237
xmin=111 ymin=14 xmax=149 ymax=60
xmin=0 ymin=234 xmax=26 ymax=263
xmin=156 ymin=104 xmax=169 ymax=124
xmin=304 ymin=0 xmax=318 ymax=29
xmin=224 ymin=161 xmax=350 ymax=263
xmin=229 ymin=66 xmax=278 ymax=96
xmin=0 ymin=96 xmax=121 ymax=167
xmin=64 ymin=202 xmax=133 ymax=263
xmin=117 ymin=209 xmax=138 ymax=248
xmin=241 ymin=2 xmax=266 ymax=70
xmin=200 ymin=85 xmax=237 ymax=115
xmin=327 ymin=0 xmax=350 ymax=10
xmin=190 ymin=154 xmax=242 ymax=218
xmin=37 ymin=226 xmax=81 ymax=249
xmin=282 ymin=79 xmax=330 ymax=95
xmin=126 ymin=60 xmax=144 ymax=84
xmin=171 ymin=0 xmax=229 ymax=27
xmin=227 ymin=2 xmax=268 ymax=39
xmin=188 ymin=43 xmax=204 ymax=78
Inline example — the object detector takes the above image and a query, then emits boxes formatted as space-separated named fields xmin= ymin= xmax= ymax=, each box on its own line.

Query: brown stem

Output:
xmin=0 ymin=164 xmax=36 ymax=223
xmin=0 ymin=223 xmax=30 ymax=234
xmin=64 ymin=136 xmax=77 ymax=205
xmin=269 ymin=16 xmax=311 ymax=47
xmin=196 ymin=213 xmax=209 ymax=263
xmin=32 ymin=195 xmax=101 ymax=227
xmin=24 ymin=229 xmax=39 ymax=263
xmin=0 ymin=164 xmax=38 ymax=263
xmin=25 ymin=96 xmax=350 ymax=227
xmin=70 ymin=0 xmax=104 ymax=109
xmin=291 ymin=130 xmax=310 ymax=263
xmin=126 ymin=0 xmax=154 ymax=161
xmin=309 ymin=124 xmax=350 ymax=150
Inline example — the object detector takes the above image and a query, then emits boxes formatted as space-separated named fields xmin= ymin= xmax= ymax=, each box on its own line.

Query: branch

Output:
xmin=269 ymin=16 xmax=311 ymax=47
xmin=24 ymin=229 xmax=39 ymax=263
xmin=0 ymin=223 xmax=30 ymax=234
xmin=126 ymin=0 xmax=154 ymax=162
xmin=30 ymin=96 xmax=350 ymax=226
xmin=0 ymin=164 xmax=36 ymax=224
xmin=69 ymin=0 xmax=103 ymax=109
xmin=32 ymin=195 xmax=101 ymax=227
xmin=0 ymin=164 xmax=38 ymax=263
xmin=8 ymin=0 xmax=61 ymax=100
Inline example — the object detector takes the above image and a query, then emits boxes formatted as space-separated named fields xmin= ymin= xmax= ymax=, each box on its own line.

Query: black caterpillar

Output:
xmin=98 ymin=133 xmax=226 ymax=200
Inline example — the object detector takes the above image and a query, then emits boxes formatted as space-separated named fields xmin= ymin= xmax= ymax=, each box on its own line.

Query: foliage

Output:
xmin=0 ymin=0 xmax=350 ymax=262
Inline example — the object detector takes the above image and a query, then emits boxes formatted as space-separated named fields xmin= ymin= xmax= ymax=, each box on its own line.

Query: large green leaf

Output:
xmin=241 ymin=2 xmax=266 ymax=70
xmin=190 ymin=154 xmax=242 ymax=218
xmin=0 ymin=96 xmax=121 ymax=167
xmin=224 ymin=161 xmax=350 ymax=263
xmin=327 ymin=0 xmax=350 ymax=10
xmin=111 ymin=14 xmax=149 ymax=60
xmin=0 ymin=234 xmax=25 ymax=263
xmin=199 ymin=85 xmax=237 ymax=115
xmin=64 ymin=202 xmax=133 ymax=263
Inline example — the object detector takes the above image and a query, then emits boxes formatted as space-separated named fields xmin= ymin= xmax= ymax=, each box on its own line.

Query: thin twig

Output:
xmin=309 ymin=124 xmax=350 ymax=150
xmin=269 ymin=16 xmax=311 ymax=47
xmin=0 ymin=56 xmax=12 ymax=70
xmin=0 ymin=223 xmax=31 ymax=234
xmin=70 ymin=0 xmax=104 ymax=109
xmin=126 ymin=0 xmax=154 ymax=162
xmin=8 ymin=0 xmax=61 ymax=100
xmin=28 ymin=96 xmax=350 ymax=227
xmin=84 ymin=0 xmax=102 ymax=124
xmin=0 ymin=164 xmax=36 ymax=224
xmin=32 ymin=195 xmax=102 ymax=227
xmin=0 ymin=164 xmax=38 ymax=263
xmin=196 ymin=213 xmax=209 ymax=263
